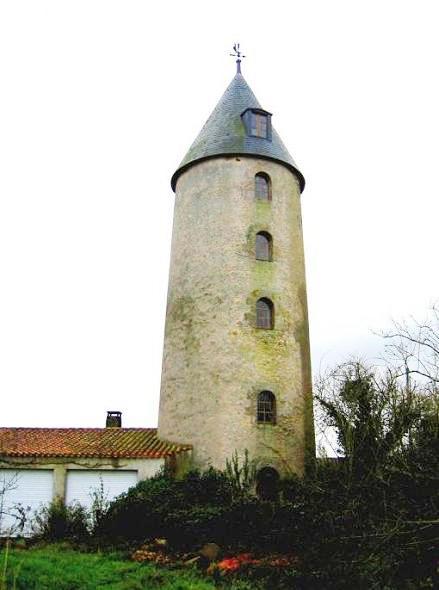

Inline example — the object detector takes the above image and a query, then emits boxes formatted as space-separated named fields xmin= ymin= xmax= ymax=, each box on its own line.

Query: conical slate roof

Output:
xmin=171 ymin=72 xmax=305 ymax=192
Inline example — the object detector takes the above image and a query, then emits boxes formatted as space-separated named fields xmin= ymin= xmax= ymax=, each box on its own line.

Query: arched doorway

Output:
xmin=256 ymin=467 xmax=280 ymax=501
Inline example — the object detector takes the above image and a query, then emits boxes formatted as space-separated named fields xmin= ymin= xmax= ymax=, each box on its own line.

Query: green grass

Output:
xmin=1 ymin=544 xmax=257 ymax=590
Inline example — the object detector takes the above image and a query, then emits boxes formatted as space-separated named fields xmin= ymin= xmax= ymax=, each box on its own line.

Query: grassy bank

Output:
xmin=0 ymin=544 xmax=256 ymax=590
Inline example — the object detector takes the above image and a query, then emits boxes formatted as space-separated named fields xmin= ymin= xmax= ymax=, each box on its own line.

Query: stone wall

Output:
xmin=158 ymin=156 xmax=315 ymax=476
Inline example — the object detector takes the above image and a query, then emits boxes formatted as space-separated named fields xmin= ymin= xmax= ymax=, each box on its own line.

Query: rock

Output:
xmin=184 ymin=544 xmax=222 ymax=572
xmin=199 ymin=543 xmax=221 ymax=562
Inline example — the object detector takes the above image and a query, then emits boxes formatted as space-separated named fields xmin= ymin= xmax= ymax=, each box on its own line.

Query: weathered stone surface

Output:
xmin=158 ymin=156 xmax=315 ymax=476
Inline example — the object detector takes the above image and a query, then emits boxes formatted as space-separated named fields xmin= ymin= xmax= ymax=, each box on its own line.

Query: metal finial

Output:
xmin=230 ymin=42 xmax=246 ymax=74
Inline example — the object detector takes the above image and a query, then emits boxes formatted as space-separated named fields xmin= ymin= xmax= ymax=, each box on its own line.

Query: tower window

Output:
xmin=255 ymin=173 xmax=271 ymax=200
xmin=257 ymin=391 xmax=276 ymax=424
xmin=256 ymin=298 xmax=274 ymax=329
xmin=255 ymin=232 xmax=272 ymax=261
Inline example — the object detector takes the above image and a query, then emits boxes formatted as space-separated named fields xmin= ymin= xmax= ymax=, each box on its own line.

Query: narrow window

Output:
xmin=256 ymin=298 xmax=274 ymax=329
xmin=255 ymin=173 xmax=271 ymax=201
xmin=255 ymin=232 xmax=272 ymax=261
xmin=257 ymin=391 xmax=276 ymax=424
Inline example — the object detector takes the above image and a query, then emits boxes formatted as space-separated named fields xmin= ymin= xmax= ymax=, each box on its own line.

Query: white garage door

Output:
xmin=66 ymin=470 xmax=138 ymax=510
xmin=0 ymin=469 xmax=53 ymax=536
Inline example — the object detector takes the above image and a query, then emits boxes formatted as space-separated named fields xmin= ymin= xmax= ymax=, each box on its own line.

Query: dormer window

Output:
xmin=241 ymin=108 xmax=272 ymax=140
xmin=251 ymin=112 xmax=267 ymax=138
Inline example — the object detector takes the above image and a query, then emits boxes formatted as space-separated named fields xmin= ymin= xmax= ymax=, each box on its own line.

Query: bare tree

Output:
xmin=382 ymin=304 xmax=439 ymax=390
xmin=0 ymin=473 xmax=18 ymax=536
xmin=0 ymin=473 xmax=30 ymax=537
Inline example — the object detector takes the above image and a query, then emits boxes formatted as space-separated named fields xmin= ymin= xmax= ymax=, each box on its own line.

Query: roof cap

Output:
xmin=171 ymin=72 xmax=305 ymax=192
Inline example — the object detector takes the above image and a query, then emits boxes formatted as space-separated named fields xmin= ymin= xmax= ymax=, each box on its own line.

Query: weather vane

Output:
xmin=230 ymin=43 xmax=245 ymax=74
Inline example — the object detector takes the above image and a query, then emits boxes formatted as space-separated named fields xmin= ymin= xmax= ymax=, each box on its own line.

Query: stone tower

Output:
xmin=158 ymin=60 xmax=314 ymax=479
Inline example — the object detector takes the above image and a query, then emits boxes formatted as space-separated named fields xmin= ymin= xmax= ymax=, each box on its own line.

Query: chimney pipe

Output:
xmin=106 ymin=411 xmax=122 ymax=428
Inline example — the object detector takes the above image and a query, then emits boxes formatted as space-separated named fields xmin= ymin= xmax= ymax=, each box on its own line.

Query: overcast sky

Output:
xmin=1 ymin=1 xmax=438 ymax=428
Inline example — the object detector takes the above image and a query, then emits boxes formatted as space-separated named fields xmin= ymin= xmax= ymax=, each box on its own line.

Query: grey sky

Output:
xmin=1 ymin=1 xmax=438 ymax=428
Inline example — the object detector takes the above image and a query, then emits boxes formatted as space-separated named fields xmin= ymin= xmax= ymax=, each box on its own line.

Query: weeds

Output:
xmin=0 ymin=540 xmax=21 ymax=590
xmin=225 ymin=450 xmax=256 ymax=499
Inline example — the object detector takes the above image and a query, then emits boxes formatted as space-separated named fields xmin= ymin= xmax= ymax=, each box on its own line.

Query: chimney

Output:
xmin=106 ymin=411 xmax=122 ymax=428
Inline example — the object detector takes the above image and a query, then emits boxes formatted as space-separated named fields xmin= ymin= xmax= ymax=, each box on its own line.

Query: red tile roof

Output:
xmin=0 ymin=428 xmax=191 ymax=459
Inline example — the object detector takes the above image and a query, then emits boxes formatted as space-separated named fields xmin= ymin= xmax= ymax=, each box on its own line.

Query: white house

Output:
xmin=0 ymin=413 xmax=191 ymax=536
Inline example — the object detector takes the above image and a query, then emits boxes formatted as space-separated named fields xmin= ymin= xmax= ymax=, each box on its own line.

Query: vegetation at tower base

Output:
xmin=3 ymin=316 xmax=438 ymax=588
xmin=91 ymin=353 xmax=438 ymax=588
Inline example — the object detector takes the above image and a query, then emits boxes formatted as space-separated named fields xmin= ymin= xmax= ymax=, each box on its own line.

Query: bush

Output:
xmin=32 ymin=498 xmax=89 ymax=542
xmin=97 ymin=468 xmax=234 ymax=548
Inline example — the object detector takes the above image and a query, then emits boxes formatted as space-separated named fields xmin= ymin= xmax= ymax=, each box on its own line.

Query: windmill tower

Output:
xmin=158 ymin=48 xmax=314 ymax=480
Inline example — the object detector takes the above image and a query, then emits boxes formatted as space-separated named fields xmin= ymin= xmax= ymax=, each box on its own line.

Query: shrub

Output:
xmin=97 ymin=468 xmax=234 ymax=548
xmin=32 ymin=498 xmax=89 ymax=542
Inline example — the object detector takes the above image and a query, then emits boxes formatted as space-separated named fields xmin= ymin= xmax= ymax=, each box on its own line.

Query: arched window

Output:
xmin=256 ymin=298 xmax=274 ymax=329
xmin=255 ymin=173 xmax=271 ymax=201
xmin=256 ymin=467 xmax=280 ymax=501
xmin=255 ymin=232 xmax=272 ymax=261
xmin=257 ymin=391 xmax=276 ymax=424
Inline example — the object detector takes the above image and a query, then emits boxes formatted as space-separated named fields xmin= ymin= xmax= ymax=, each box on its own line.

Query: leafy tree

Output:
xmin=315 ymin=361 xmax=432 ymax=476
